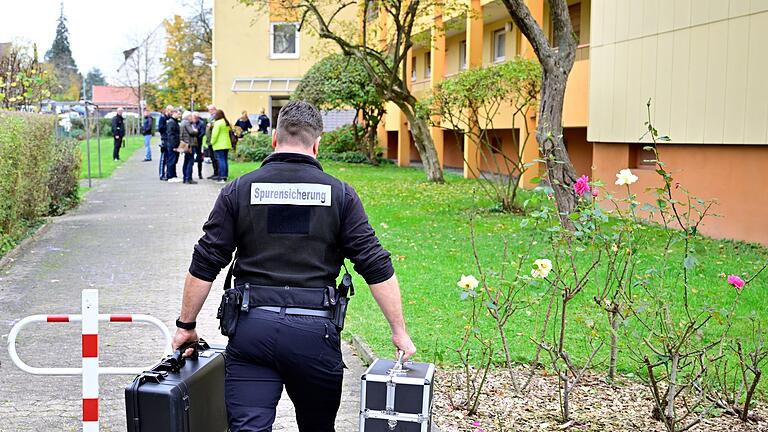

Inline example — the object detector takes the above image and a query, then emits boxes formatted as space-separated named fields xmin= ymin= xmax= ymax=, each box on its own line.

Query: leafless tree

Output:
xmin=117 ymin=26 xmax=164 ymax=113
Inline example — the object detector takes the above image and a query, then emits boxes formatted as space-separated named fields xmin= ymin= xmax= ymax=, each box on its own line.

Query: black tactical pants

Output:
xmin=225 ymin=308 xmax=344 ymax=432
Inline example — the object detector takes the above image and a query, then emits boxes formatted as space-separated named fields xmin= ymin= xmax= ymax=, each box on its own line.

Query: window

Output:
xmin=459 ymin=40 xmax=467 ymax=70
xmin=365 ymin=0 xmax=379 ymax=21
xmin=425 ymin=52 xmax=431 ymax=79
xmin=490 ymin=136 xmax=503 ymax=154
xmin=270 ymin=23 xmax=299 ymax=59
xmin=570 ymin=4 xmax=582 ymax=43
xmin=552 ymin=3 xmax=582 ymax=47
xmin=411 ymin=57 xmax=416 ymax=81
xmin=493 ymin=29 xmax=506 ymax=63
xmin=628 ymin=143 xmax=656 ymax=169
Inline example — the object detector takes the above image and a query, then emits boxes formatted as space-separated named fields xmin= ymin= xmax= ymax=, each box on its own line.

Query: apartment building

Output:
xmin=212 ymin=0 xmax=768 ymax=245
xmin=212 ymin=0 xmax=356 ymax=128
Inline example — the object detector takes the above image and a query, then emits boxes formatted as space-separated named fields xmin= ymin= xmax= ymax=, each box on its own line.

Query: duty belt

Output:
xmin=237 ymin=282 xmax=336 ymax=312
xmin=255 ymin=306 xmax=333 ymax=318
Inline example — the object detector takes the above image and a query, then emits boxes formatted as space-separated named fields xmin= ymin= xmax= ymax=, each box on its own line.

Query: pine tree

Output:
xmin=45 ymin=2 xmax=81 ymax=99
xmin=84 ymin=68 xmax=107 ymax=99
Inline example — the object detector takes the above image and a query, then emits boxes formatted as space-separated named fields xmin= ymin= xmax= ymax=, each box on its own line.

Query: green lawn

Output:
xmin=80 ymin=135 xmax=144 ymax=180
xmin=78 ymin=135 xmax=144 ymax=196
xmin=229 ymin=160 xmax=768 ymax=388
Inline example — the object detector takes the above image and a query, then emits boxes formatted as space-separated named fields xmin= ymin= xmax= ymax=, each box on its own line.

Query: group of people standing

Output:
xmin=143 ymin=104 xmax=234 ymax=184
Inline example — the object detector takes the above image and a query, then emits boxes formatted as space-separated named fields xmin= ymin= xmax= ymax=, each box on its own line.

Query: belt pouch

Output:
xmin=216 ymin=288 xmax=242 ymax=337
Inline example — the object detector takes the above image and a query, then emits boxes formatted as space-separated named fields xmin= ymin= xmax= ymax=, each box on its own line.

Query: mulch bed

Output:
xmin=433 ymin=366 xmax=768 ymax=432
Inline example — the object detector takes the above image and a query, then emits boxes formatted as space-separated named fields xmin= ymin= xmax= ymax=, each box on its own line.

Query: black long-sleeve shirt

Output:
xmin=189 ymin=153 xmax=394 ymax=285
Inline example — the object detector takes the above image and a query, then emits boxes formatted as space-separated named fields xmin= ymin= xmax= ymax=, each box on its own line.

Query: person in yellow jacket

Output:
xmin=210 ymin=109 xmax=233 ymax=182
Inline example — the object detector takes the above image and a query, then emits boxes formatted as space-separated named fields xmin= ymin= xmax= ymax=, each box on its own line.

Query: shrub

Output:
xmin=319 ymin=125 xmax=357 ymax=155
xmin=319 ymin=151 xmax=370 ymax=164
xmin=0 ymin=111 xmax=81 ymax=255
xmin=47 ymin=138 xmax=81 ymax=215
xmin=234 ymin=133 xmax=273 ymax=162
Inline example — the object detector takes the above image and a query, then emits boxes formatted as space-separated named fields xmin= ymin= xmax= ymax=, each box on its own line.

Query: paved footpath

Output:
xmin=0 ymin=145 xmax=366 ymax=431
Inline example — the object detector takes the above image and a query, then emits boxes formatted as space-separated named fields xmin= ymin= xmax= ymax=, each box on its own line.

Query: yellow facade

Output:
xmin=212 ymin=0 xmax=355 ymax=124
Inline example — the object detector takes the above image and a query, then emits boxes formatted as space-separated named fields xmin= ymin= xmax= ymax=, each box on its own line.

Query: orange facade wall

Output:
xmin=592 ymin=143 xmax=768 ymax=245
xmin=477 ymin=129 xmax=521 ymax=175
xmin=443 ymin=131 xmax=464 ymax=169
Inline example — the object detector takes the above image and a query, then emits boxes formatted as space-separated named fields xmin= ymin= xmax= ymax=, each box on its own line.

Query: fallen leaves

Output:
xmin=433 ymin=366 xmax=768 ymax=432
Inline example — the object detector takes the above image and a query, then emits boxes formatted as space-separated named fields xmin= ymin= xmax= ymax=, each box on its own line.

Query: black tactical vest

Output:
xmin=231 ymin=153 xmax=345 ymax=291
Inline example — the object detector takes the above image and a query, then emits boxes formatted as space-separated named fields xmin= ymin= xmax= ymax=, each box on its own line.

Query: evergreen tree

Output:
xmin=84 ymin=68 xmax=107 ymax=99
xmin=45 ymin=2 xmax=81 ymax=99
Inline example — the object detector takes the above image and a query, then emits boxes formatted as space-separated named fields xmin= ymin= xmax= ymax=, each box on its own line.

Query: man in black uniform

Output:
xmin=172 ymin=101 xmax=416 ymax=431
xmin=111 ymin=107 xmax=125 ymax=161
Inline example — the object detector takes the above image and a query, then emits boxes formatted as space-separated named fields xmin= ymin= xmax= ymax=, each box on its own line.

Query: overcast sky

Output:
xmin=0 ymin=0 xmax=199 ymax=83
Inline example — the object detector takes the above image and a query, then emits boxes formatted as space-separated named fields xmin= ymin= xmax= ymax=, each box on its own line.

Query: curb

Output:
xmin=348 ymin=334 xmax=443 ymax=432
xmin=0 ymin=222 xmax=53 ymax=272
xmin=350 ymin=334 xmax=377 ymax=366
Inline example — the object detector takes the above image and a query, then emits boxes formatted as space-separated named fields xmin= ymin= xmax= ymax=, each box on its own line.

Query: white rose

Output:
xmin=615 ymin=168 xmax=639 ymax=186
xmin=457 ymin=274 xmax=479 ymax=290
xmin=531 ymin=258 xmax=552 ymax=279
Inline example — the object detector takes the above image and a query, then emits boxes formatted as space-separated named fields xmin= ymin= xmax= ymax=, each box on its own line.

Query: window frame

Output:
xmin=425 ymin=52 xmax=432 ymax=79
xmin=411 ymin=56 xmax=417 ymax=81
xmin=493 ymin=29 xmax=506 ymax=63
xmin=459 ymin=40 xmax=467 ymax=70
xmin=270 ymin=22 xmax=300 ymax=60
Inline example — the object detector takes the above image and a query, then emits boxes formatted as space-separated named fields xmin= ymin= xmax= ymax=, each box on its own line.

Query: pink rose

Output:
xmin=727 ymin=274 xmax=745 ymax=290
xmin=472 ymin=421 xmax=482 ymax=427
xmin=592 ymin=188 xmax=599 ymax=198
xmin=574 ymin=175 xmax=591 ymax=196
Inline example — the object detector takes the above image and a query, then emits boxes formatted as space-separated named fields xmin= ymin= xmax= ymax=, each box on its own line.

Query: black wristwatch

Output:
xmin=176 ymin=318 xmax=197 ymax=330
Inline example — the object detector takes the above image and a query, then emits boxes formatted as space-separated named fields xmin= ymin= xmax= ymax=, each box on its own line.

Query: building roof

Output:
xmin=91 ymin=86 xmax=139 ymax=108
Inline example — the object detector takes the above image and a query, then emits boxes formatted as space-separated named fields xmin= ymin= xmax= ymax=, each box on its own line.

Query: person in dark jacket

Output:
xmin=158 ymin=105 xmax=173 ymax=180
xmin=171 ymin=101 xmax=416 ymax=432
xmin=205 ymin=104 xmax=219 ymax=179
xmin=141 ymin=108 xmax=153 ymax=162
xmin=180 ymin=111 xmax=199 ymax=184
xmin=234 ymin=110 xmax=252 ymax=137
xmin=257 ymin=108 xmax=270 ymax=134
xmin=192 ymin=113 xmax=206 ymax=180
xmin=111 ymin=107 xmax=125 ymax=161
xmin=165 ymin=109 xmax=182 ymax=182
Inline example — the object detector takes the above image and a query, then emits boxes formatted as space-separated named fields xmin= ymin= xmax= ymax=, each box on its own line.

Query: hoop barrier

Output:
xmin=7 ymin=289 xmax=173 ymax=432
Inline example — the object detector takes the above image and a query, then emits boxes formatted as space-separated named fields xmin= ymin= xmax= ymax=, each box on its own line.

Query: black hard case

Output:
xmin=125 ymin=344 xmax=228 ymax=432
xmin=360 ymin=358 xmax=436 ymax=431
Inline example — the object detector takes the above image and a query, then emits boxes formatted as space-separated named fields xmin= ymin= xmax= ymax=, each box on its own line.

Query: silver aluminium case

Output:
xmin=359 ymin=358 xmax=436 ymax=431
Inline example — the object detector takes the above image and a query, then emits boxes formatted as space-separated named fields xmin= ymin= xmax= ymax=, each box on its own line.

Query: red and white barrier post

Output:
xmin=82 ymin=289 xmax=99 ymax=432
xmin=7 ymin=290 xmax=172 ymax=432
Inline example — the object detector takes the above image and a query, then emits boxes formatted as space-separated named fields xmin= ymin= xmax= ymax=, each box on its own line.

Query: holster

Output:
xmin=330 ymin=270 xmax=354 ymax=332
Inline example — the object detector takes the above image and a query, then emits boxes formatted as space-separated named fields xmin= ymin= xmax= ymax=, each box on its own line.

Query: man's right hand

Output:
xmin=392 ymin=330 xmax=416 ymax=361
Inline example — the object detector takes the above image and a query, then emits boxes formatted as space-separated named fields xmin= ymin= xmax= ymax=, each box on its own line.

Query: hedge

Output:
xmin=0 ymin=111 xmax=81 ymax=255
xmin=233 ymin=126 xmax=377 ymax=164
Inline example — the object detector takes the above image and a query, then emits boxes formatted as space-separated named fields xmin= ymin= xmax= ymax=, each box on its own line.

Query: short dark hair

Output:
xmin=276 ymin=100 xmax=323 ymax=147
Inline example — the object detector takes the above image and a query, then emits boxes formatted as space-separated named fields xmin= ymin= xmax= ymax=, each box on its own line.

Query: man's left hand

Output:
xmin=172 ymin=328 xmax=199 ymax=358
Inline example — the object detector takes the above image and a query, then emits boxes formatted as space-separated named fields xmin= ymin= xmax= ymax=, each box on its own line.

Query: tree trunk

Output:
xmin=397 ymin=100 xmax=444 ymax=183
xmin=538 ymin=68 xmax=578 ymax=225
xmin=365 ymin=124 xmax=380 ymax=165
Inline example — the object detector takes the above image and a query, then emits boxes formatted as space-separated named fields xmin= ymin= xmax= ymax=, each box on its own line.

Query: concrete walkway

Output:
xmin=0 ymin=145 xmax=366 ymax=431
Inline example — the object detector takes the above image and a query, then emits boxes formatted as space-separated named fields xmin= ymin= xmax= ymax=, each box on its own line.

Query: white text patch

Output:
xmin=250 ymin=183 xmax=332 ymax=206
